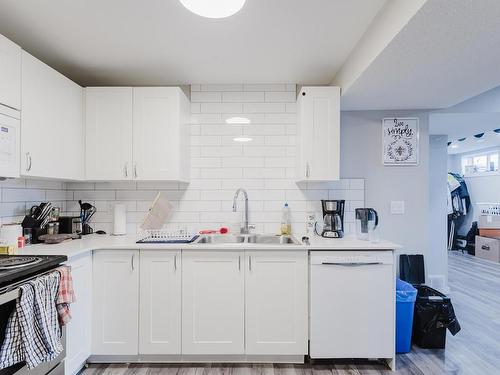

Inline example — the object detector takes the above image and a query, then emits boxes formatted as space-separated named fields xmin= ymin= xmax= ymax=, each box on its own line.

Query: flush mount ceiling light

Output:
xmin=451 ymin=144 xmax=459 ymax=149
xmin=233 ymin=137 xmax=253 ymax=143
xmin=179 ymin=0 xmax=246 ymax=18
xmin=226 ymin=116 xmax=251 ymax=124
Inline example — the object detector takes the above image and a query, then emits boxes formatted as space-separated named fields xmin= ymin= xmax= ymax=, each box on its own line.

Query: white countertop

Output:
xmin=14 ymin=233 xmax=400 ymax=260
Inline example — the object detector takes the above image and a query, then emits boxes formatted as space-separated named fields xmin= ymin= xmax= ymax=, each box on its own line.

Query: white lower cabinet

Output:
xmin=65 ymin=253 xmax=92 ymax=375
xmin=139 ymin=250 xmax=182 ymax=354
xmin=245 ymin=251 xmax=308 ymax=355
xmin=182 ymin=251 xmax=245 ymax=355
xmin=90 ymin=249 xmax=308 ymax=359
xmin=92 ymin=250 xmax=139 ymax=355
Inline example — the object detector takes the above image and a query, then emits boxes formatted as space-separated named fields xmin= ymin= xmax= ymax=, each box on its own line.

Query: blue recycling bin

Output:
xmin=396 ymin=278 xmax=417 ymax=353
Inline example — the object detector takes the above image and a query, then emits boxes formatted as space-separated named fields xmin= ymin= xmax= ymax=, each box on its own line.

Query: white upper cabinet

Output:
xmin=85 ymin=87 xmax=133 ymax=180
xmin=84 ymin=87 xmax=190 ymax=182
xmin=21 ymin=51 xmax=83 ymax=180
xmin=245 ymin=251 xmax=308 ymax=355
xmin=182 ymin=251 xmax=245 ymax=355
xmin=92 ymin=250 xmax=139 ymax=355
xmin=0 ymin=34 xmax=21 ymax=110
xmin=133 ymin=87 xmax=190 ymax=182
xmin=296 ymin=86 xmax=340 ymax=182
xmin=139 ymin=250 xmax=181 ymax=355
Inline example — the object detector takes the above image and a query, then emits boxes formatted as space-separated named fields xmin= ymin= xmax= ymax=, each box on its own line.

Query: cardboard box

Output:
xmin=479 ymin=228 xmax=500 ymax=238
xmin=475 ymin=236 xmax=500 ymax=262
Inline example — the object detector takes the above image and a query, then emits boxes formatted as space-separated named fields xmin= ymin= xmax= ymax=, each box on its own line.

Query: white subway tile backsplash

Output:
xmin=201 ymin=84 xmax=243 ymax=92
xmin=222 ymin=157 xmax=265 ymax=168
xmin=191 ymin=91 xmax=222 ymax=103
xmin=243 ymin=103 xmax=286 ymax=113
xmin=200 ymin=146 xmax=243 ymax=157
xmin=244 ymin=84 xmax=287 ymax=92
xmin=201 ymin=103 xmax=243 ymax=114
xmin=2 ymin=188 xmax=45 ymax=203
xmin=222 ymin=92 xmax=264 ymax=103
xmin=265 ymin=92 xmax=296 ymax=103
xmin=243 ymin=125 xmax=286 ymax=136
xmin=200 ymin=168 xmax=242 ymax=179
xmin=0 ymin=84 xmax=364 ymax=237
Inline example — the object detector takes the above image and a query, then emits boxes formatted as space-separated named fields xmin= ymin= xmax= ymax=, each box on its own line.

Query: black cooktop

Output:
xmin=0 ymin=254 xmax=68 ymax=288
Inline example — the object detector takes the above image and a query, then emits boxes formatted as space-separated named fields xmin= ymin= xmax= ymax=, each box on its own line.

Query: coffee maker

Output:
xmin=315 ymin=200 xmax=345 ymax=238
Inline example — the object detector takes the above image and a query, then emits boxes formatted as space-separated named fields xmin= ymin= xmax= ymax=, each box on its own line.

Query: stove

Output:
xmin=0 ymin=254 xmax=68 ymax=289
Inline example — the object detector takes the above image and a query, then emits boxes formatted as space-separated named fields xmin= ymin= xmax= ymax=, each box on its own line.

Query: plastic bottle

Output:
xmin=280 ymin=203 xmax=292 ymax=235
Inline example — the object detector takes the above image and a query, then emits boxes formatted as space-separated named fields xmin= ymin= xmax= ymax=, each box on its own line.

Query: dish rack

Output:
xmin=136 ymin=229 xmax=199 ymax=244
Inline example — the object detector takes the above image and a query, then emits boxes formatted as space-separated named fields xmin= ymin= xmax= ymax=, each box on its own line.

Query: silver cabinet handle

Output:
xmin=321 ymin=262 xmax=383 ymax=266
xmin=131 ymin=254 xmax=135 ymax=271
xmin=306 ymin=162 xmax=310 ymax=178
xmin=124 ymin=162 xmax=128 ymax=178
xmin=174 ymin=254 xmax=177 ymax=271
xmin=482 ymin=245 xmax=490 ymax=251
xmin=134 ymin=164 xmax=138 ymax=178
xmin=26 ymin=152 xmax=32 ymax=172
xmin=249 ymin=255 xmax=252 ymax=271
xmin=238 ymin=255 xmax=241 ymax=271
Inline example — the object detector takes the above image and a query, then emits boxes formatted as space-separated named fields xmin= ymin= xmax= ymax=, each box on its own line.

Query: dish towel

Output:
xmin=0 ymin=272 xmax=63 ymax=369
xmin=56 ymin=266 xmax=76 ymax=326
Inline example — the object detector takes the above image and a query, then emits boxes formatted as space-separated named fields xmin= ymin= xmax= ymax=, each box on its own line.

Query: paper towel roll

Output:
xmin=113 ymin=204 xmax=127 ymax=236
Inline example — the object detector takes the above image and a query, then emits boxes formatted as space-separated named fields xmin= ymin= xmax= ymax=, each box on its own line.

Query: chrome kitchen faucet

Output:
xmin=232 ymin=188 xmax=250 ymax=234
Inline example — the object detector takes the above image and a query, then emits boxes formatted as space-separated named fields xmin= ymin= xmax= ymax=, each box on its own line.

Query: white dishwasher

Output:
xmin=309 ymin=251 xmax=395 ymax=367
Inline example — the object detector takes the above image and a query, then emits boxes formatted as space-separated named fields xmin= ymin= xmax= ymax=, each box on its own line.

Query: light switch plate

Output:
xmin=391 ymin=201 xmax=405 ymax=214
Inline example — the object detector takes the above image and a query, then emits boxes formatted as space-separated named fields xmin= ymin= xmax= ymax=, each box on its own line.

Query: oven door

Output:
xmin=0 ymin=289 xmax=66 ymax=375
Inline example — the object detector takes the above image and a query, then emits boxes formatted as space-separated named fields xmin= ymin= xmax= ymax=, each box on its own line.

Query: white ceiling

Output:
xmin=340 ymin=0 xmax=500 ymax=110
xmin=0 ymin=0 xmax=385 ymax=86
xmin=430 ymin=112 xmax=500 ymax=141
xmin=448 ymin=131 xmax=500 ymax=155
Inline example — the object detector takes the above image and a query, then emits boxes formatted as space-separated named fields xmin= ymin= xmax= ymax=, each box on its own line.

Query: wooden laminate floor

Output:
xmin=82 ymin=251 xmax=500 ymax=375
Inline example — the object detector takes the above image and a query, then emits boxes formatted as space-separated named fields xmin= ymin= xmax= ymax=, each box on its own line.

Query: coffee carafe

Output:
xmin=315 ymin=200 xmax=345 ymax=238
xmin=355 ymin=208 xmax=379 ymax=241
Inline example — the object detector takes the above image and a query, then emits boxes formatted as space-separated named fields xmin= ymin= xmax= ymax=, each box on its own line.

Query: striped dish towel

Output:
xmin=56 ymin=266 xmax=76 ymax=326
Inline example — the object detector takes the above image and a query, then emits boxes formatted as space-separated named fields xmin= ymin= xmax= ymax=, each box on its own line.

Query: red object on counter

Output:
xmin=199 ymin=227 xmax=229 ymax=235
xmin=17 ymin=236 xmax=25 ymax=248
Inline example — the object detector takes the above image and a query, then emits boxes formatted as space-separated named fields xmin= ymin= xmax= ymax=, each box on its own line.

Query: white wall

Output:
xmin=340 ymin=111 xmax=441 ymax=281
xmin=428 ymin=135 xmax=448 ymax=291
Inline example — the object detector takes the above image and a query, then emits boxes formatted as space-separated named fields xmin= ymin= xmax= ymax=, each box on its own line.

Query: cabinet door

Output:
xmin=0 ymin=113 xmax=20 ymax=178
xmin=139 ymin=250 xmax=181 ymax=354
xmin=182 ymin=251 xmax=244 ymax=354
xmin=0 ymin=34 xmax=21 ymax=110
xmin=65 ymin=253 xmax=92 ymax=375
xmin=85 ymin=87 xmax=133 ymax=180
xmin=133 ymin=87 xmax=189 ymax=181
xmin=21 ymin=51 xmax=83 ymax=180
xmin=297 ymin=86 xmax=340 ymax=182
xmin=245 ymin=251 xmax=308 ymax=355
xmin=92 ymin=250 xmax=139 ymax=355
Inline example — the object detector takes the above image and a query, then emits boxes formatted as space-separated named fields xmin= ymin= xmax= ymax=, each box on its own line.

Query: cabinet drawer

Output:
xmin=475 ymin=236 xmax=500 ymax=262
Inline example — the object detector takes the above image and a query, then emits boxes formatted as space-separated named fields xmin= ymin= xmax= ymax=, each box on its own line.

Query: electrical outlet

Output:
xmin=390 ymin=201 xmax=405 ymax=215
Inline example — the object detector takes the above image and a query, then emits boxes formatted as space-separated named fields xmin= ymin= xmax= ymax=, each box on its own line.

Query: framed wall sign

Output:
xmin=382 ymin=117 xmax=419 ymax=166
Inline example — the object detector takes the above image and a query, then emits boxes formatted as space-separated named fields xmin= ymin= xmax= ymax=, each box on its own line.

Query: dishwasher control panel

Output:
xmin=310 ymin=251 xmax=394 ymax=265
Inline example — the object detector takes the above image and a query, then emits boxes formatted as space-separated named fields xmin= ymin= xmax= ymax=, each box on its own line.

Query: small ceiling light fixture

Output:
xmin=451 ymin=144 xmax=459 ymax=149
xmin=233 ymin=137 xmax=253 ymax=143
xmin=226 ymin=116 xmax=251 ymax=124
xmin=179 ymin=0 xmax=246 ymax=18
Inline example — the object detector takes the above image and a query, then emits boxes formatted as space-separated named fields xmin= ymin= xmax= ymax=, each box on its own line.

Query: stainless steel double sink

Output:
xmin=194 ymin=234 xmax=301 ymax=245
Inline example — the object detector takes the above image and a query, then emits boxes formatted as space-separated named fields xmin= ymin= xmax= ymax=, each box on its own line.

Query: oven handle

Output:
xmin=0 ymin=289 xmax=20 ymax=305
